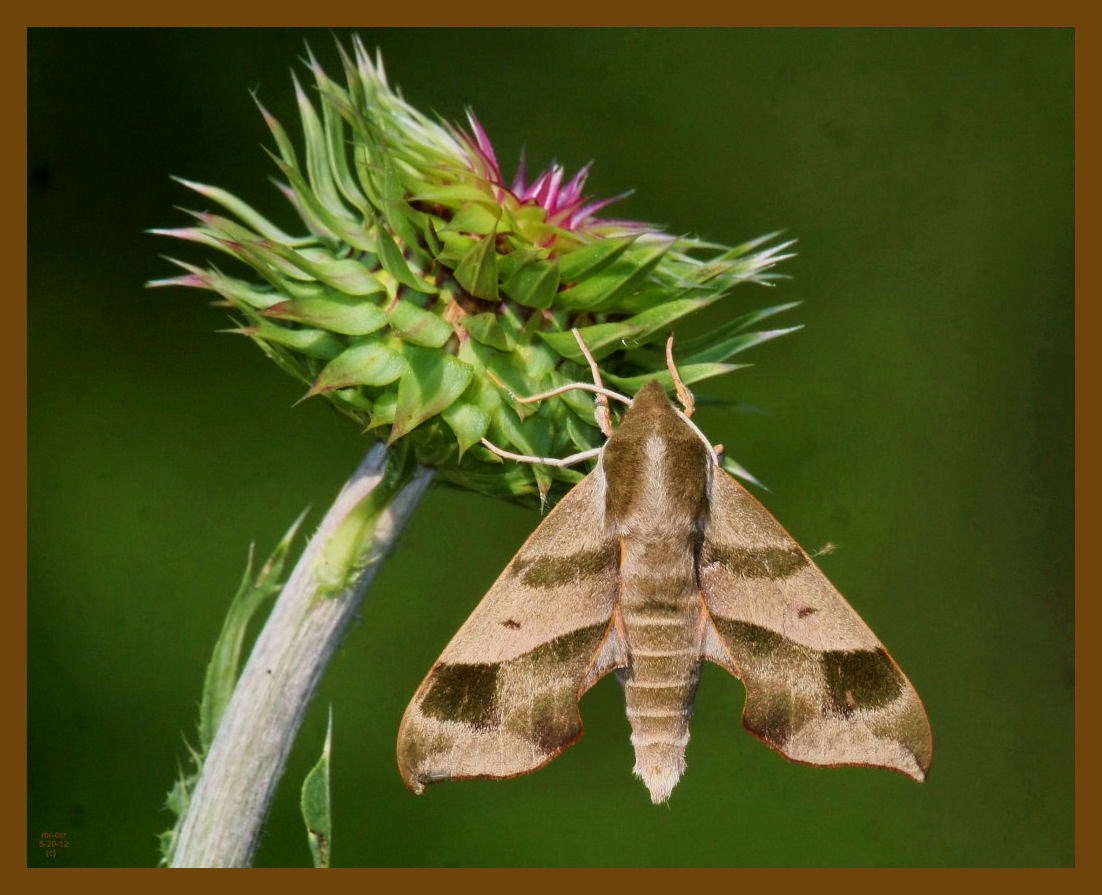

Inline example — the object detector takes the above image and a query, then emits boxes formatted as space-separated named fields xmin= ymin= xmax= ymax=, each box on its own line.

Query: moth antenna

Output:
xmin=510 ymin=381 xmax=632 ymax=408
xmin=661 ymin=332 xmax=716 ymax=464
xmin=665 ymin=332 xmax=695 ymax=418
xmin=484 ymin=368 xmax=513 ymax=397
xmin=480 ymin=438 xmax=603 ymax=469
xmin=486 ymin=365 xmax=630 ymax=412
xmin=572 ymin=328 xmax=613 ymax=437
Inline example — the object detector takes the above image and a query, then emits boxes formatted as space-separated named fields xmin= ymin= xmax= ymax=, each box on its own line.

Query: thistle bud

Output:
xmin=151 ymin=37 xmax=796 ymax=502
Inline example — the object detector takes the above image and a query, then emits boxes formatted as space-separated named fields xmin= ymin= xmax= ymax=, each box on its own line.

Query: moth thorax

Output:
xmin=602 ymin=430 xmax=710 ymax=533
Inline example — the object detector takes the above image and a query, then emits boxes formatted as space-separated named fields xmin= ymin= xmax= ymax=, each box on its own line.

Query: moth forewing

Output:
xmin=396 ymin=378 xmax=932 ymax=803
xmin=396 ymin=471 xmax=624 ymax=792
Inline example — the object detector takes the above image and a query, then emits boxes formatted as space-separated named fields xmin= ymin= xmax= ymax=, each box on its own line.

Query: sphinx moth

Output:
xmin=397 ymin=368 xmax=932 ymax=804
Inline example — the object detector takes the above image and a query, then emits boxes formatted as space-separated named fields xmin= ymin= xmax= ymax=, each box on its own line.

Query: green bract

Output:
xmin=152 ymin=37 xmax=796 ymax=501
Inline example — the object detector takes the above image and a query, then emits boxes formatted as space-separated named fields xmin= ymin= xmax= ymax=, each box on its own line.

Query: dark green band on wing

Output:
xmin=821 ymin=648 xmax=903 ymax=716
xmin=508 ymin=624 xmax=607 ymax=751
xmin=702 ymin=544 xmax=807 ymax=579
xmin=524 ymin=690 xmax=584 ymax=752
xmin=419 ymin=624 xmax=608 ymax=748
xmin=513 ymin=545 xmax=617 ymax=588
xmin=420 ymin=662 xmax=500 ymax=727
xmin=523 ymin=623 xmax=609 ymax=666
xmin=712 ymin=621 xmax=819 ymax=747
xmin=712 ymin=618 xmax=788 ymax=658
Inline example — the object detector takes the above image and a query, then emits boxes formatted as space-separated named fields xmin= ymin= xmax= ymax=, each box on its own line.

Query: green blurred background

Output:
xmin=28 ymin=29 xmax=1073 ymax=867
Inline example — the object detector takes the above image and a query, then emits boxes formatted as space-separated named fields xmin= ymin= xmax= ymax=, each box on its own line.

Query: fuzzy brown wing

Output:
xmin=698 ymin=470 xmax=933 ymax=781
xmin=397 ymin=471 xmax=627 ymax=793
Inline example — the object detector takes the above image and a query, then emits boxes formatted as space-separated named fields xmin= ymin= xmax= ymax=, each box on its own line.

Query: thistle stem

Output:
xmin=171 ymin=443 xmax=434 ymax=867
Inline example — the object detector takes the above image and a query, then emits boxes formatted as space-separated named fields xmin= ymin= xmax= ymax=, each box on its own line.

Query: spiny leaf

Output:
xmin=441 ymin=399 xmax=492 ymax=456
xmin=263 ymin=292 xmax=389 ymax=336
xmin=604 ymin=362 xmax=746 ymax=391
xmin=254 ymin=94 xmax=299 ymax=170
xmin=492 ymin=405 xmax=555 ymax=498
xmin=676 ymin=301 xmax=802 ymax=356
xmin=538 ymin=321 xmax=643 ymax=362
xmin=502 ymin=257 xmax=560 ymax=309
xmin=240 ymin=229 xmax=385 ymax=295
xmin=264 ymin=150 xmax=375 ymax=252
xmin=723 ymin=455 xmax=770 ymax=492
xmin=306 ymin=50 xmax=372 ymax=219
xmin=454 ymin=229 xmax=499 ymax=300
xmin=387 ymin=299 xmax=454 ymax=348
xmin=445 ymin=203 xmax=503 ymax=236
xmin=556 ymin=233 xmax=639 ymax=281
xmin=374 ymin=220 xmax=434 ymax=292
xmin=231 ymin=320 xmax=345 ymax=360
xmin=461 ymin=312 xmax=514 ymax=351
xmin=199 ymin=514 xmax=305 ymax=751
xmin=171 ymin=178 xmax=305 ymax=245
xmin=389 ymin=346 xmax=474 ymax=442
xmin=409 ymin=183 xmax=499 ymax=206
xmin=294 ymin=73 xmax=346 ymax=222
xmin=678 ymin=325 xmax=804 ymax=365
xmin=555 ymin=243 xmax=670 ymax=311
xmin=301 ymin=710 xmax=333 ymax=869
xmin=380 ymin=159 xmax=430 ymax=264
xmin=309 ymin=341 xmax=407 ymax=394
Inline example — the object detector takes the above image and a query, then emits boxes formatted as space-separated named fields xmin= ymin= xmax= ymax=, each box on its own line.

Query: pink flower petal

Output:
xmin=455 ymin=119 xmax=644 ymax=236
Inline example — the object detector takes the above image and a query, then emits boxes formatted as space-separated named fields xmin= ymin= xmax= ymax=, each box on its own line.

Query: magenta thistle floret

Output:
xmin=458 ymin=113 xmax=639 ymax=238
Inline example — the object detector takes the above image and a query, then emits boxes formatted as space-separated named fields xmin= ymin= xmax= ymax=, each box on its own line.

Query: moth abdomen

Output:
xmin=619 ymin=552 xmax=704 ymax=804
xmin=623 ymin=654 xmax=702 ymax=804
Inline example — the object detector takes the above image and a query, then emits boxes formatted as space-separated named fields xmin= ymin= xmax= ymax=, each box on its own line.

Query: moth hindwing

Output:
xmin=397 ymin=380 xmax=933 ymax=803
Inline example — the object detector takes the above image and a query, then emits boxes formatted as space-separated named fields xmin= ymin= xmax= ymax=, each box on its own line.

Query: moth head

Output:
xmin=615 ymin=380 xmax=720 ymax=469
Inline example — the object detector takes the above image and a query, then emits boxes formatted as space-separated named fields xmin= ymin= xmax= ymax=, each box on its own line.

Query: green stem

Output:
xmin=171 ymin=443 xmax=434 ymax=867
